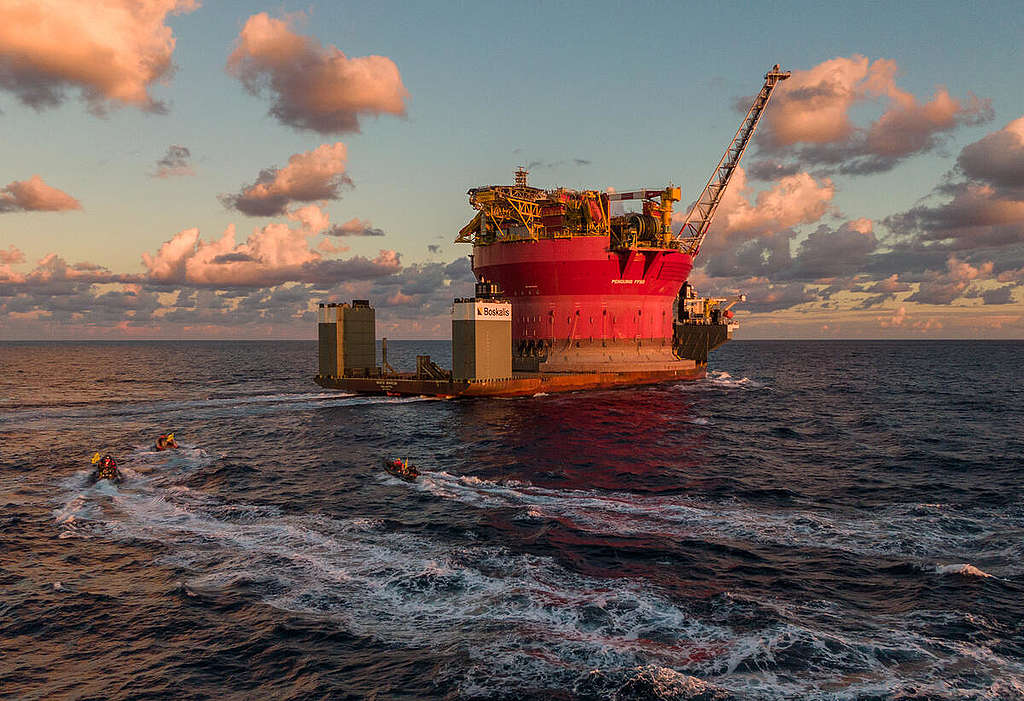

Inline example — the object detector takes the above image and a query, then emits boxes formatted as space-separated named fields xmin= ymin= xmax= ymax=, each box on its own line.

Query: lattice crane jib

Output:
xmin=676 ymin=65 xmax=791 ymax=256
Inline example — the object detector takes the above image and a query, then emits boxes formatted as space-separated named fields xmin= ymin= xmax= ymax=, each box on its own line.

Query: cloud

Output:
xmin=0 ymin=175 xmax=81 ymax=213
xmin=682 ymin=166 xmax=836 ymax=278
xmin=888 ymin=182 xmax=1024 ymax=250
xmin=317 ymin=239 xmax=349 ymax=255
xmin=743 ymin=159 xmax=803 ymax=181
xmin=715 ymin=168 xmax=836 ymax=238
xmin=863 ymin=274 xmax=912 ymax=295
xmin=0 ymin=245 xmax=25 ymax=265
xmin=880 ymin=305 xmax=908 ymax=327
xmin=997 ymin=266 xmax=1024 ymax=284
xmin=0 ymin=252 xmax=129 ymax=296
xmin=0 ymin=0 xmax=199 ymax=114
xmin=785 ymin=218 xmax=878 ymax=280
xmin=152 ymin=145 xmax=194 ymax=178
xmin=2 ymin=236 xmax=476 ymax=338
xmin=142 ymin=205 xmax=400 ymax=287
xmin=325 ymin=217 xmax=384 ymax=237
xmin=885 ymin=118 xmax=1024 ymax=253
xmin=220 ymin=142 xmax=350 ymax=217
xmin=756 ymin=55 xmax=992 ymax=175
xmin=0 ymin=253 xmax=193 ymax=332
xmin=209 ymin=252 xmax=255 ymax=264
xmin=905 ymin=256 xmax=993 ymax=305
xmin=855 ymin=274 xmax=913 ymax=307
xmin=363 ymin=256 xmax=474 ymax=317
xmin=226 ymin=12 xmax=408 ymax=134
xmin=733 ymin=279 xmax=819 ymax=313
xmin=981 ymin=286 xmax=1016 ymax=305
xmin=956 ymin=116 xmax=1024 ymax=190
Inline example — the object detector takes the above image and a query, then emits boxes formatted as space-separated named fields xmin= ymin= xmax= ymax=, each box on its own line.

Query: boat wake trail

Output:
xmin=412 ymin=472 xmax=1024 ymax=576
xmin=3 ymin=392 xmax=435 ymax=431
xmin=703 ymin=371 xmax=765 ymax=390
xmin=51 ymin=454 xmax=1024 ymax=699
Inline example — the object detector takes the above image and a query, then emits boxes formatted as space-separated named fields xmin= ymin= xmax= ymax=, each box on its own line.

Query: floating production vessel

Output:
xmin=315 ymin=66 xmax=790 ymax=397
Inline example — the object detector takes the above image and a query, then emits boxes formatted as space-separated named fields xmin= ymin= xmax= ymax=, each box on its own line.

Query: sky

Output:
xmin=1 ymin=0 xmax=1023 ymax=340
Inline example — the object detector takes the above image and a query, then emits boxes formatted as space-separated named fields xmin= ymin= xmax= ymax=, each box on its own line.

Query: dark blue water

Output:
xmin=2 ymin=340 xmax=1023 ymax=700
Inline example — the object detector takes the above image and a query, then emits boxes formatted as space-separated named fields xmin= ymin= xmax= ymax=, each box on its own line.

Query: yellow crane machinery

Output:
xmin=455 ymin=65 xmax=790 ymax=255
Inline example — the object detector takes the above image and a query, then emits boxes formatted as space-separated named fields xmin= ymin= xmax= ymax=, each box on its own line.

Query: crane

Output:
xmin=675 ymin=65 xmax=791 ymax=256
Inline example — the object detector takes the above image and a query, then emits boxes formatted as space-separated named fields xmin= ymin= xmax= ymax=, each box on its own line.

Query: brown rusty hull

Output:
xmin=315 ymin=366 xmax=706 ymax=398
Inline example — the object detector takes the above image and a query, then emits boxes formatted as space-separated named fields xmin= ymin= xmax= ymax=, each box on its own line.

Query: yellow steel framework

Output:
xmin=455 ymin=66 xmax=790 ymax=253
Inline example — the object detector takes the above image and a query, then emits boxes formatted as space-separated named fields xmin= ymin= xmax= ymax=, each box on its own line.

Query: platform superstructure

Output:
xmin=315 ymin=66 xmax=790 ymax=397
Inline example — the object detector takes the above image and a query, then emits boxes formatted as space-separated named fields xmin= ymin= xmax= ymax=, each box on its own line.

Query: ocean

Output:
xmin=1 ymin=340 xmax=1023 ymax=700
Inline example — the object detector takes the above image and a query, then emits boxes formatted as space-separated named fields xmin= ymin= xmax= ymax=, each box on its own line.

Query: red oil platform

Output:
xmin=316 ymin=66 xmax=791 ymax=398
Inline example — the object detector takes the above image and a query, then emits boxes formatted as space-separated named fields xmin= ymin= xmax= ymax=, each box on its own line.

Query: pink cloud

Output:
xmin=0 ymin=252 xmax=128 ymax=291
xmin=885 ymin=115 xmax=1024 ymax=252
xmin=913 ymin=318 xmax=943 ymax=331
xmin=678 ymin=167 xmax=836 ymax=278
xmin=0 ymin=245 xmax=25 ymax=265
xmin=0 ymin=239 xmax=479 ymax=339
xmin=220 ymin=142 xmax=350 ymax=217
xmin=906 ymin=256 xmax=994 ymax=305
xmin=879 ymin=305 xmax=907 ymax=328
xmin=760 ymin=56 xmax=875 ymax=148
xmin=888 ymin=182 xmax=1024 ymax=249
xmin=957 ymin=116 xmax=1024 ymax=189
xmin=317 ymin=239 xmax=349 ymax=254
xmin=0 ymin=175 xmax=81 ymax=212
xmin=386 ymin=290 xmax=416 ymax=306
xmin=716 ymin=167 xmax=836 ymax=237
xmin=864 ymin=274 xmax=911 ymax=294
xmin=287 ymin=203 xmax=331 ymax=234
xmin=142 ymin=205 xmax=400 ymax=287
xmin=326 ymin=217 xmax=385 ymax=237
xmin=866 ymin=86 xmax=989 ymax=158
xmin=755 ymin=55 xmax=991 ymax=174
xmin=996 ymin=267 xmax=1024 ymax=283
xmin=143 ymin=220 xmax=318 ymax=287
xmin=227 ymin=12 xmax=409 ymax=134
xmin=0 ymin=0 xmax=199 ymax=114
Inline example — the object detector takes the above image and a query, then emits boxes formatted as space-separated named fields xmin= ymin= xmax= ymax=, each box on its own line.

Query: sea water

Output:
xmin=1 ymin=340 xmax=1023 ymax=699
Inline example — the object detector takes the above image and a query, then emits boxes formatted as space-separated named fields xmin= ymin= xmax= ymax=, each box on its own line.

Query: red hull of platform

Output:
xmin=472 ymin=237 xmax=693 ymax=344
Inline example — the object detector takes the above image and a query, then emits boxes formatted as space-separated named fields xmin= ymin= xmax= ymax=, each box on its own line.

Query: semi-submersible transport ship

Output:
xmin=315 ymin=66 xmax=791 ymax=398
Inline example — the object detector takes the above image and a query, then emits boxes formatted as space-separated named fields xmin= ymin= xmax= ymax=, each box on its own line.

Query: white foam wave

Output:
xmin=50 ymin=453 xmax=1024 ymax=698
xmin=409 ymin=473 xmax=1024 ymax=578
xmin=706 ymin=371 xmax=765 ymax=389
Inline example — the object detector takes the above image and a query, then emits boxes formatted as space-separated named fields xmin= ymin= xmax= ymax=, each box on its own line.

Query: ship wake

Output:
xmin=51 ymin=448 xmax=1024 ymax=699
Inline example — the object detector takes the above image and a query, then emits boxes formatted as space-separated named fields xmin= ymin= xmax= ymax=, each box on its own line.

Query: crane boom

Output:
xmin=676 ymin=65 xmax=791 ymax=256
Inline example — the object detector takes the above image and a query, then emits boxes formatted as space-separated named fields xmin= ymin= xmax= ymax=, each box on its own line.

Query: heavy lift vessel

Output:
xmin=315 ymin=66 xmax=791 ymax=398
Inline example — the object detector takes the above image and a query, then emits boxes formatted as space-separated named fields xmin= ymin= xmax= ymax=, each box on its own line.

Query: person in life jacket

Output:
xmin=154 ymin=433 xmax=178 ymax=451
xmin=385 ymin=457 xmax=419 ymax=481
xmin=90 ymin=452 xmax=121 ymax=484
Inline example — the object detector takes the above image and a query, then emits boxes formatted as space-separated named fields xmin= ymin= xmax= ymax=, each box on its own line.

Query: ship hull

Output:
xmin=316 ymin=364 xmax=706 ymax=398
xmin=472 ymin=237 xmax=693 ymax=352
